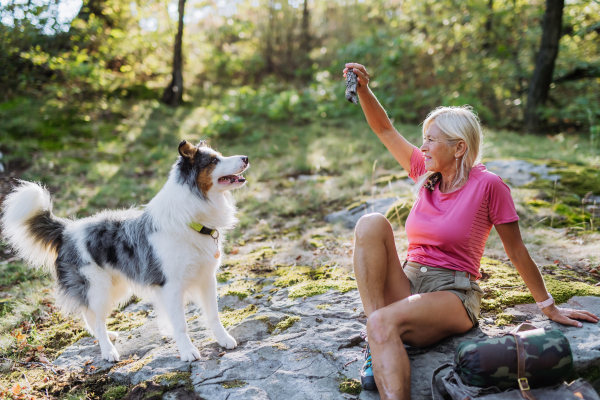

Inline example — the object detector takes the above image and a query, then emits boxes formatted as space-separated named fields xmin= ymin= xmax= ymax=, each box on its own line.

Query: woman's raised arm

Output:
xmin=494 ymin=221 xmax=599 ymax=327
xmin=344 ymin=62 xmax=415 ymax=174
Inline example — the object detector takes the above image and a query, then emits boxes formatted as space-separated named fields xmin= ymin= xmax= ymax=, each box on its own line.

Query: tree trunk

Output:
xmin=162 ymin=0 xmax=186 ymax=106
xmin=482 ymin=0 xmax=493 ymax=51
xmin=285 ymin=11 xmax=297 ymax=80
xmin=265 ymin=0 xmax=275 ymax=74
xmin=298 ymin=0 xmax=311 ymax=82
xmin=525 ymin=0 xmax=564 ymax=133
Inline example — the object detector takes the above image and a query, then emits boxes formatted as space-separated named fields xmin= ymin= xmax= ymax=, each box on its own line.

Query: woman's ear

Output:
xmin=455 ymin=140 xmax=467 ymax=158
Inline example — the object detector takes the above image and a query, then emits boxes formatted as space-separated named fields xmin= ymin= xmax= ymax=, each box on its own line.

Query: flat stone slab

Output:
xmin=53 ymin=286 xmax=600 ymax=400
xmin=324 ymin=198 xmax=397 ymax=229
xmin=484 ymin=160 xmax=561 ymax=187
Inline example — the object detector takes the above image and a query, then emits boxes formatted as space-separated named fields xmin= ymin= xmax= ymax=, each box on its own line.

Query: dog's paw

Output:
xmin=101 ymin=346 xmax=120 ymax=362
xmin=179 ymin=345 xmax=201 ymax=362
xmin=107 ymin=331 xmax=119 ymax=341
xmin=217 ymin=333 xmax=237 ymax=349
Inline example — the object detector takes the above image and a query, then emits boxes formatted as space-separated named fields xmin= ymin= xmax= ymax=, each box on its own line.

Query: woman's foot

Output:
xmin=360 ymin=331 xmax=377 ymax=391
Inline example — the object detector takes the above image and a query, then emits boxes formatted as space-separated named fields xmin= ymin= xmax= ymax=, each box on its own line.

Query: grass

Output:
xmin=0 ymin=95 xmax=599 ymax=398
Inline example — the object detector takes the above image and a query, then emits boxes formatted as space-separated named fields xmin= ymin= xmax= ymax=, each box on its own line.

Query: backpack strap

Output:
xmin=511 ymin=332 xmax=538 ymax=400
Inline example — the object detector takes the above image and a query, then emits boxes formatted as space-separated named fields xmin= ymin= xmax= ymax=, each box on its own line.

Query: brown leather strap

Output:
xmin=511 ymin=333 xmax=538 ymax=400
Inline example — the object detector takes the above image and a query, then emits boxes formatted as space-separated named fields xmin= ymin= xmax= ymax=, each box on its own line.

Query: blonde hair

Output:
xmin=414 ymin=105 xmax=484 ymax=192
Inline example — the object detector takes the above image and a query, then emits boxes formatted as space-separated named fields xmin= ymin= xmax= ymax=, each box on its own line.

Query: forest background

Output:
xmin=1 ymin=1 xmax=600 ymax=398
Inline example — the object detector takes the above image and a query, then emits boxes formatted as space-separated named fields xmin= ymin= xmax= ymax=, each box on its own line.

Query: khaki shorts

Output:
xmin=403 ymin=261 xmax=484 ymax=328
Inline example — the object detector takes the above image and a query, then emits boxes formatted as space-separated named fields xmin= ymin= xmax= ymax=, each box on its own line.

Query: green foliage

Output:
xmin=1 ymin=0 xmax=598 ymax=131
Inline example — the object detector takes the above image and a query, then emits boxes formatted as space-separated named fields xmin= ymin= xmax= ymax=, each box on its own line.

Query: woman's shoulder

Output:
xmin=469 ymin=163 xmax=511 ymax=191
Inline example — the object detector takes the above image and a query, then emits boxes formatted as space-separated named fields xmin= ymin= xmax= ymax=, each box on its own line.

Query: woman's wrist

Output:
xmin=536 ymin=293 xmax=554 ymax=309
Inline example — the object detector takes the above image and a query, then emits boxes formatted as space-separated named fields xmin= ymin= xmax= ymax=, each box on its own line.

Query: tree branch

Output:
xmin=554 ymin=66 xmax=600 ymax=83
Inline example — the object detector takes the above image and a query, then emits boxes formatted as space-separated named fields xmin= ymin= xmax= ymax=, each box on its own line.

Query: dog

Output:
xmin=1 ymin=140 xmax=249 ymax=362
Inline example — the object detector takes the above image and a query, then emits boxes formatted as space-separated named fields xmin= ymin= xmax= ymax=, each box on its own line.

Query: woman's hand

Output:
xmin=343 ymin=63 xmax=370 ymax=93
xmin=542 ymin=304 xmax=599 ymax=327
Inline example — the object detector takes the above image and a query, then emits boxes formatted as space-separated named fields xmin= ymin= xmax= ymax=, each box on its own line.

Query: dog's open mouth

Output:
xmin=218 ymin=174 xmax=246 ymax=185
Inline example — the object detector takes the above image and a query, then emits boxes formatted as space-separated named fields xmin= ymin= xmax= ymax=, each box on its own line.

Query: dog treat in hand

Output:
xmin=345 ymin=68 xmax=358 ymax=105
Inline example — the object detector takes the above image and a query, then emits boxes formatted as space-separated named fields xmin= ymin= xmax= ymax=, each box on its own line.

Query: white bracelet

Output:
xmin=536 ymin=294 xmax=554 ymax=309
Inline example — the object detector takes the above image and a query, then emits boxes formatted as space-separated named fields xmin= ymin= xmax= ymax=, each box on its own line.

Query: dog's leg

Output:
xmin=84 ymin=308 xmax=120 ymax=361
xmin=81 ymin=310 xmax=96 ymax=337
xmin=197 ymin=276 xmax=237 ymax=349
xmin=160 ymin=284 xmax=200 ymax=361
xmin=83 ymin=266 xmax=120 ymax=362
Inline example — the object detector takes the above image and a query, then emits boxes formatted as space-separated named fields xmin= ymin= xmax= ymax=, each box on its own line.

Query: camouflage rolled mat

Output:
xmin=455 ymin=328 xmax=573 ymax=390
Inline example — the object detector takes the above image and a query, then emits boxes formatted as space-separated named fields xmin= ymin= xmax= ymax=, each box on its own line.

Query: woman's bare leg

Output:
xmin=353 ymin=213 xmax=412 ymax=316
xmin=368 ymin=291 xmax=474 ymax=400
xmin=353 ymin=213 xmax=474 ymax=399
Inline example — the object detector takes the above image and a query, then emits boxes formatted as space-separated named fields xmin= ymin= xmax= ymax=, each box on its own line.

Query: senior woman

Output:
xmin=342 ymin=63 xmax=599 ymax=400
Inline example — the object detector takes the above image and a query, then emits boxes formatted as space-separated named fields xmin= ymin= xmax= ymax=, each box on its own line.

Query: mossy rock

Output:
xmin=221 ymin=380 xmax=247 ymax=389
xmin=221 ymin=280 xmax=256 ymax=300
xmin=479 ymin=257 xmax=600 ymax=313
xmin=339 ymin=377 xmax=362 ymax=395
xmin=274 ymin=315 xmax=300 ymax=332
xmin=287 ymin=279 xmax=357 ymax=299
xmin=220 ymin=305 xmax=258 ymax=327
xmin=555 ymin=167 xmax=600 ymax=198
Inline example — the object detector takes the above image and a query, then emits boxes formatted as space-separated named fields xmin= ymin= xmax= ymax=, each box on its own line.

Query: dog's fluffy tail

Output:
xmin=1 ymin=181 xmax=66 ymax=270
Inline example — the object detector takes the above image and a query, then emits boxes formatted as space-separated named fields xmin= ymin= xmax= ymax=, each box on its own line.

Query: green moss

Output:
xmin=309 ymin=238 xmax=325 ymax=248
xmin=221 ymin=380 xmax=247 ymax=389
xmin=287 ymin=279 xmax=357 ymax=299
xmin=128 ymin=355 xmax=153 ymax=373
xmin=220 ymin=305 xmax=258 ymax=327
xmin=495 ymin=313 xmax=516 ymax=326
xmin=316 ymin=303 xmax=331 ymax=310
xmin=339 ymin=377 xmax=362 ymax=395
xmin=525 ymin=198 xmax=551 ymax=208
xmin=254 ymin=315 xmax=276 ymax=333
xmin=102 ymin=385 xmax=128 ymax=400
xmin=155 ymin=371 xmax=193 ymax=391
xmin=555 ymin=167 xmax=600 ymax=198
xmin=106 ymin=310 xmax=148 ymax=331
xmin=479 ymin=257 xmax=600 ymax=314
xmin=275 ymin=316 xmax=300 ymax=332
xmin=216 ymin=272 xmax=232 ymax=283
xmin=221 ymin=281 xmax=255 ymax=300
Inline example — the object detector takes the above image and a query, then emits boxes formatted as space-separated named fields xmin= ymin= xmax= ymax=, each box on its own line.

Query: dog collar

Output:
xmin=188 ymin=222 xmax=219 ymax=239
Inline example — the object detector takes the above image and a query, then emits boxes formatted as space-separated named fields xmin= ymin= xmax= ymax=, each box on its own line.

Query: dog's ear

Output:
xmin=178 ymin=140 xmax=197 ymax=160
xmin=197 ymin=140 xmax=207 ymax=148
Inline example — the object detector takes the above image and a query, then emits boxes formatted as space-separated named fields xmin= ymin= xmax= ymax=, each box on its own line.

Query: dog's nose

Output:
xmin=241 ymin=156 xmax=249 ymax=165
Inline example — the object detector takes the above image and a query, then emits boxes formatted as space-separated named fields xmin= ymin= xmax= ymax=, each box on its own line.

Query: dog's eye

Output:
xmin=211 ymin=157 xmax=219 ymax=164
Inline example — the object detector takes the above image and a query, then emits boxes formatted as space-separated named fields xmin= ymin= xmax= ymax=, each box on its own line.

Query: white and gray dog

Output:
xmin=1 ymin=140 xmax=248 ymax=362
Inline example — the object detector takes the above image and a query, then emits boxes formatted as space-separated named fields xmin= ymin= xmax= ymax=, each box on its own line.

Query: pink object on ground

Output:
xmin=405 ymin=147 xmax=519 ymax=279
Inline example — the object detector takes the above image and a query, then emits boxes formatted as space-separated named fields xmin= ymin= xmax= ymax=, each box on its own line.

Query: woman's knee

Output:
xmin=367 ymin=308 xmax=404 ymax=344
xmin=355 ymin=213 xmax=392 ymax=243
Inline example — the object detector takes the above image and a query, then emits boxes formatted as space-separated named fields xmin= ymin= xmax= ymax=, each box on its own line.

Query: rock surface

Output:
xmin=484 ymin=160 xmax=561 ymax=187
xmin=324 ymin=198 xmax=398 ymax=229
xmin=53 ymin=279 xmax=600 ymax=400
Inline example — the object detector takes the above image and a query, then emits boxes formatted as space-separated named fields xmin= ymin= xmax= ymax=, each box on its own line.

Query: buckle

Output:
xmin=518 ymin=378 xmax=530 ymax=391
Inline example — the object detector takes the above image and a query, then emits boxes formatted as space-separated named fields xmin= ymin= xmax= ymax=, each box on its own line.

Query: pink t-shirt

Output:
xmin=405 ymin=147 xmax=519 ymax=278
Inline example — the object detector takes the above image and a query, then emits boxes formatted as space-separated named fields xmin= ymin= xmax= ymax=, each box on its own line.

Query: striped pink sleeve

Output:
xmin=408 ymin=147 xmax=426 ymax=183
xmin=487 ymin=175 xmax=520 ymax=225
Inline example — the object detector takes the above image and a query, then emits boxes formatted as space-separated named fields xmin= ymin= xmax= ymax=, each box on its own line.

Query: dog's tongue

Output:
xmin=218 ymin=175 xmax=246 ymax=185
